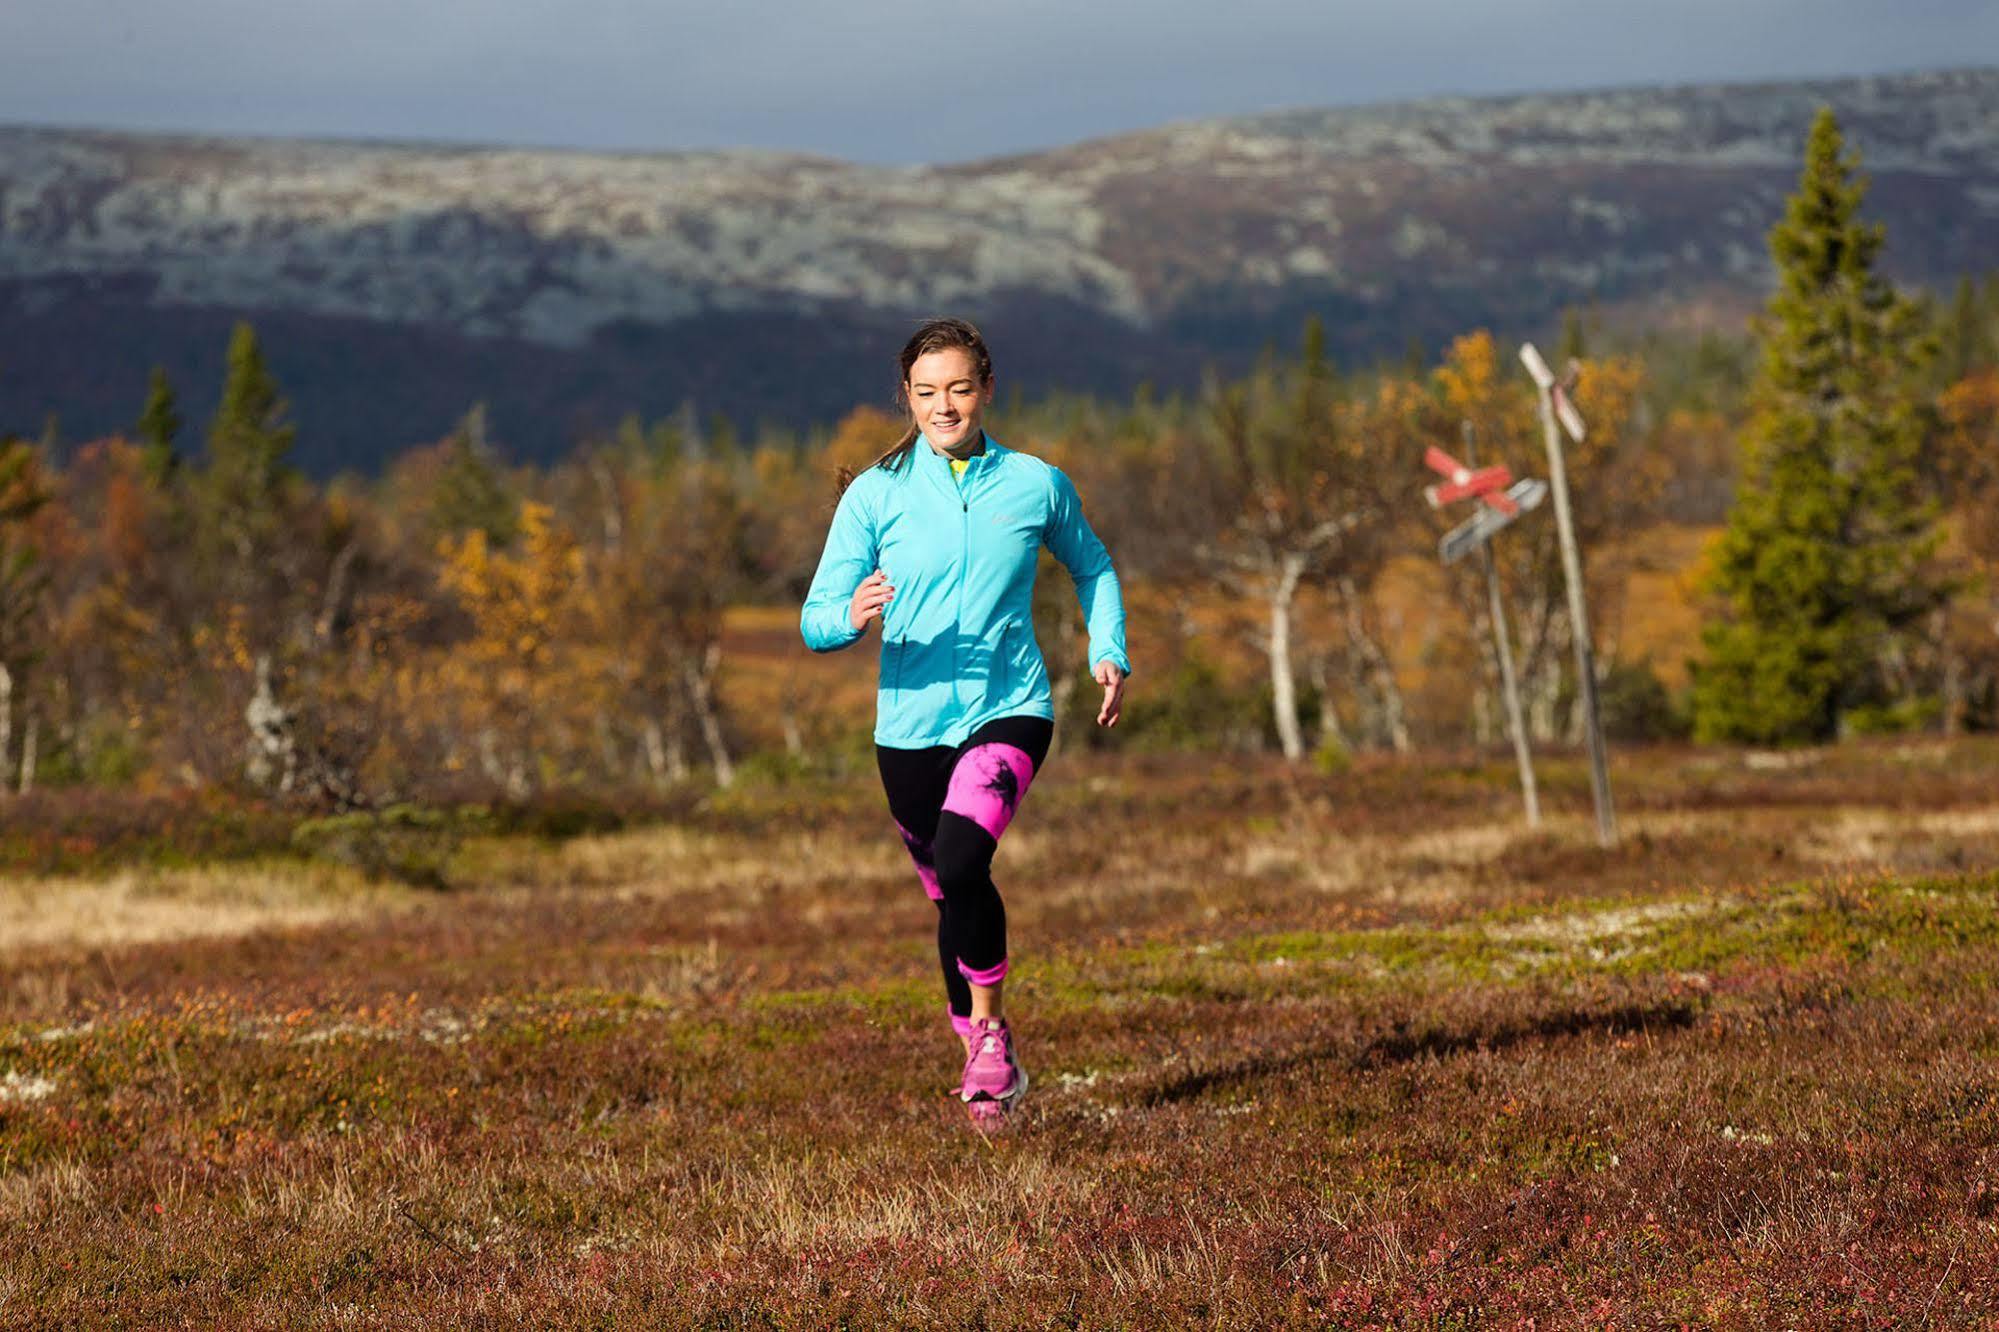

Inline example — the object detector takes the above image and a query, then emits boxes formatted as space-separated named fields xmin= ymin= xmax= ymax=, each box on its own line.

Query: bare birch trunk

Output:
xmin=1308 ymin=652 xmax=1348 ymax=753
xmin=1336 ymin=576 xmax=1411 ymax=754
xmin=590 ymin=457 xmax=624 ymax=552
xmin=1530 ymin=663 xmax=1561 ymax=746
xmin=642 ymin=717 xmax=671 ymax=784
xmin=779 ymin=682 xmax=805 ymax=759
xmin=1518 ymin=588 xmax=1562 ymax=744
xmin=1268 ymin=555 xmax=1306 ymax=762
xmin=244 ymin=654 xmax=297 ymax=793
xmin=18 ymin=713 xmax=36 ymax=795
xmin=1942 ymin=647 xmax=1965 ymax=737
xmin=314 ymin=538 xmax=360 ymax=648
xmin=1047 ymin=671 xmax=1077 ymax=761
xmin=593 ymin=712 xmax=622 ymax=779
xmin=1344 ymin=635 xmax=1372 ymax=749
xmin=1372 ymin=656 xmax=1411 ymax=755
xmin=1527 ymin=610 xmax=1567 ymax=744
xmin=0 ymin=663 xmax=11 ymax=792
xmin=476 ymin=727 xmax=508 ymax=787
xmin=685 ymin=643 xmax=734 ymax=787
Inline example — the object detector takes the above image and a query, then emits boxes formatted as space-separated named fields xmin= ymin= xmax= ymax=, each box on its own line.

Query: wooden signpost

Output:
xmin=1422 ymin=430 xmax=1543 ymax=828
xmin=1520 ymin=342 xmax=1617 ymax=848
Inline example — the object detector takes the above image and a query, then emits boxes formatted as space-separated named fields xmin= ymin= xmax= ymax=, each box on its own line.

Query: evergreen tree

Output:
xmin=1692 ymin=108 xmax=1945 ymax=744
xmin=0 ymin=437 xmax=48 ymax=614
xmin=1936 ymin=272 xmax=1998 ymax=381
xmin=1558 ymin=307 xmax=1591 ymax=364
xmin=430 ymin=404 xmax=518 ymax=546
xmin=1400 ymin=332 xmax=1427 ymax=379
xmin=1296 ymin=314 xmax=1334 ymax=432
xmin=202 ymin=322 xmax=297 ymax=564
xmin=136 ymin=366 xmax=183 ymax=484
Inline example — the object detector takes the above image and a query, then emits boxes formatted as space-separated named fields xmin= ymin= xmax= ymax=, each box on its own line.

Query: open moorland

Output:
xmin=6 ymin=741 xmax=1999 ymax=1327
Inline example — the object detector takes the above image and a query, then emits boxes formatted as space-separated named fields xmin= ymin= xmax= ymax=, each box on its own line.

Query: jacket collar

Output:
xmin=914 ymin=431 xmax=1006 ymax=482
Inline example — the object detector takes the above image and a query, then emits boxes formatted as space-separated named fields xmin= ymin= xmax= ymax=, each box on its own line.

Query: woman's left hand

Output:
xmin=1093 ymin=661 xmax=1126 ymax=728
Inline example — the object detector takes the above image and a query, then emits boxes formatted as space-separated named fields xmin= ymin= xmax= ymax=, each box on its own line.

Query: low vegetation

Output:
xmin=4 ymin=741 xmax=1999 ymax=1325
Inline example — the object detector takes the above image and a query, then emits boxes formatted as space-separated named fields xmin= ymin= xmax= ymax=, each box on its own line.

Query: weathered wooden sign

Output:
xmin=1519 ymin=341 xmax=1617 ymax=847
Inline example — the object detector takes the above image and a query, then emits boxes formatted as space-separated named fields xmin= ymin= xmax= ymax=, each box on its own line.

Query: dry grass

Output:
xmin=5 ymin=739 xmax=1999 ymax=1327
xmin=0 ymin=861 xmax=412 ymax=954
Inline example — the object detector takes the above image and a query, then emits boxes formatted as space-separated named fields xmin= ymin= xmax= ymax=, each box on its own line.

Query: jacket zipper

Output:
xmin=953 ymin=460 xmax=969 ymax=718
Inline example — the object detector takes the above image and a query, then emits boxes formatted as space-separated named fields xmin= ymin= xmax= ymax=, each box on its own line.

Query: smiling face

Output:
xmin=904 ymin=347 xmax=993 ymax=454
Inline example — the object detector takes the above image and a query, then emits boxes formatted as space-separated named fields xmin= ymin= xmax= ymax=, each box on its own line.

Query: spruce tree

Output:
xmin=1558 ymin=307 xmax=1590 ymax=364
xmin=203 ymin=323 xmax=296 ymax=564
xmin=430 ymin=404 xmax=518 ymax=546
xmin=1692 ymin=108 xmax=1944 ymax=744
xmin=1937 ymin=273 xmax=1997 ymax=381
xmin=136 ymin=366 xmax=183 ymax=484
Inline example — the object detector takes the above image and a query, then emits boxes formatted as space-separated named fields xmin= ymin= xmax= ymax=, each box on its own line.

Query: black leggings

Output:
xmin=877 ymin=715 xmax=1054 ymax=1022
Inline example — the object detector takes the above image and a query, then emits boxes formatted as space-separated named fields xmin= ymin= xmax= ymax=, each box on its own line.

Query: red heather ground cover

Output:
xmin=4 ymin=740 xmax=1999 ymax=1327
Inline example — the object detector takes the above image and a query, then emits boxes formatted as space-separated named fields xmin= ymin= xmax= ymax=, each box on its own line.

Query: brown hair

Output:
xmin=836 ymin=316 xmax=994 ymax=496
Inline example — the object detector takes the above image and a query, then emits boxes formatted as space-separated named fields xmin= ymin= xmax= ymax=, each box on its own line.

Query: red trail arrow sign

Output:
xmin=1422 ymin=446 xmax=1519 ymax=516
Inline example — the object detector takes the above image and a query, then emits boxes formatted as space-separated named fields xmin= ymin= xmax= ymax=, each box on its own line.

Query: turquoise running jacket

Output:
xmin=800 ymin=433 xmax=1130 ymax=748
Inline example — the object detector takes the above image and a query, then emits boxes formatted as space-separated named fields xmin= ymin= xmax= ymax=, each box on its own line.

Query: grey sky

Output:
xmin=2 ymin=1 xmax=1993 ymax=163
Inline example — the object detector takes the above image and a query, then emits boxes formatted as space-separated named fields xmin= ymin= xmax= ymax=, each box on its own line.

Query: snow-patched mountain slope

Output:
xmin=4 ymin=69 xmax=1995 ymax=348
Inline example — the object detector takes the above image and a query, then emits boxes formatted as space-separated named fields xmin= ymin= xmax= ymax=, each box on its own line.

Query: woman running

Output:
xmin=799 ymin=317 xmax=1129 ymax=1128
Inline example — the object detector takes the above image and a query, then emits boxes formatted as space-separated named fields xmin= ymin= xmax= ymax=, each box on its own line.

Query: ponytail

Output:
xmin=836 ymin=422 xmax=918 ymax=498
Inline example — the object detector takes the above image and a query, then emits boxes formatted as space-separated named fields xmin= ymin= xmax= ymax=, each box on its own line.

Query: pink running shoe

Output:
xmin=960 ymin=1017 xmax=1028 ymax=1118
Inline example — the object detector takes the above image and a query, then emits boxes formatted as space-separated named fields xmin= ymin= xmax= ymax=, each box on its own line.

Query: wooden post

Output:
xmin=1521 ymin=343 xmax=1616 ymax=847
xmin=1462 ymin=423 xmax=1540 ymax=829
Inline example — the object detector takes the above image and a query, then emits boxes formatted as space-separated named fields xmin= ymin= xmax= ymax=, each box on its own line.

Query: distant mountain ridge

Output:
xmin=2 ymin=67 xmax=1996 ymax=472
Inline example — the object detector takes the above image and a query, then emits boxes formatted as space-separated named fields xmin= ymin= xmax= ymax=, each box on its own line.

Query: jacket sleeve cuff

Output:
xmin=802 ymin=608 xmax=865 ymax=653
xmin=1090 ymin=645 xmax=1131 ymax=676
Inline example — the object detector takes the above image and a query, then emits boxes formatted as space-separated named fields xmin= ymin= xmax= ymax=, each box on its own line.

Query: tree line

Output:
xmin=0 ymin=108 xmax=1994 ymax=807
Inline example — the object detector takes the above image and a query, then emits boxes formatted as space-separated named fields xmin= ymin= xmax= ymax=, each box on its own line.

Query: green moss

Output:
xmin=1050 ymin=870 xmax=1999 ymax=1001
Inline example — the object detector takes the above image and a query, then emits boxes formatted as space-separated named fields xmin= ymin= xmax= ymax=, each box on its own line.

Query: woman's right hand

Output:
xmin=849 ymin=569 xmax=895 ymax=632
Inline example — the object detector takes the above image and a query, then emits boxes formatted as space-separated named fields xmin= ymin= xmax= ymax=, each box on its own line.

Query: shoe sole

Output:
xmin=966 ymin=1099 xmax=1008 ymax=1131
xmin=963 ymin=1065 xmax=1029 ymax=1120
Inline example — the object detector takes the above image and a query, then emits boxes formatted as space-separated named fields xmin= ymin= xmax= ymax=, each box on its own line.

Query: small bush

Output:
xmin=1843 ymin=695 xmax=1942 ymax=737
xmin=1118 ymin=653 xmax=1270 ymax=752
xmin=1312 ymin=737 xmax=1353 ymax=775
xmin=1598 ymin=658 xmax=1692 ymax=744
xmin=30 ymin=714 xmax=150 ymax=788
xmin=0 ymin=790 xmax=298 ymax=875
xmin=483 ymin=787 xmax=704 ymax=840
xmin=291 ymin=804 xmax=490 ymax=890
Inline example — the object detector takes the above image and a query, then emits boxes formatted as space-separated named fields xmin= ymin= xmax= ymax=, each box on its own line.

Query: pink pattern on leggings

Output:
xmin=942 ymin=742 xmax=1038 ymax=842
xmin=957 ymin=956 xmax=1010 ymax=986
xmin=894 ymin=820 xmax=944 ymax=901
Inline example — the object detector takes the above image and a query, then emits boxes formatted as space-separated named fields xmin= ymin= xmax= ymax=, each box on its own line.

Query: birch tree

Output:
xmin=1169 ymin=320 xmax=1392 ymax=761
xmin=571 ymin=441 xmax=745 ymax=787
